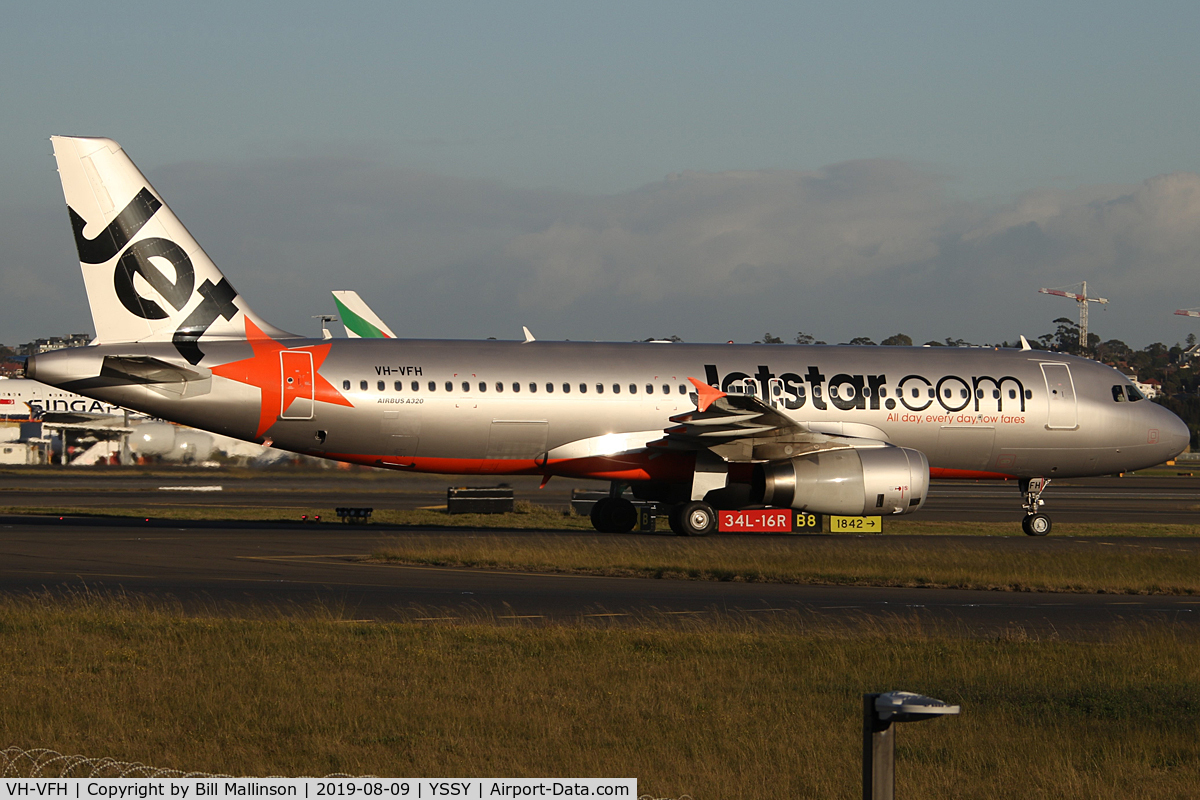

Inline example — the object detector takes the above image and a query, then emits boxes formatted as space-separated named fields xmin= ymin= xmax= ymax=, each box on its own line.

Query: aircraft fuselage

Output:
xmin=27 ymin=338 xmax=1189 ymax=483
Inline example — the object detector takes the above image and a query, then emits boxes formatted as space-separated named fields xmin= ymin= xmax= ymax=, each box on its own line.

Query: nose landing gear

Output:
xmin=668 ymin=500 xmax=717 ymax=536
xmin=1020 ymin=477 xmax=1052 ymax=536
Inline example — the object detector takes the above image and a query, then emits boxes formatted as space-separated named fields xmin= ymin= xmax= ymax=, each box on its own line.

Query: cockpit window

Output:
xmin=1125 ymin=385 xmax=1145 ymax=402
xmin=1112 ymin=385 xmax=1126 ymax=402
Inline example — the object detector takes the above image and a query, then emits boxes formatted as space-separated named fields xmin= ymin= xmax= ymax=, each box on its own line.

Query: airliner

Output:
xmin=25 ymin=137 xmax=1189 ymax=536
xmin=0 ymin=376 xmax=128 ymax=422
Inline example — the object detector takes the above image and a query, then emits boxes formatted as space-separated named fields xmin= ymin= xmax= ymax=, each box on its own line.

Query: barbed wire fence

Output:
xmin=0 ymin=746 xmax=361 ymax=779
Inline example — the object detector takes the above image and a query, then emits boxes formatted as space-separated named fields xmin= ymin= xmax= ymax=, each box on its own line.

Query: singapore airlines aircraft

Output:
xmin=0 ymin=376 xmax=126 ymax=422
xmin=27 ymin=137 xmax=1189 ymax=536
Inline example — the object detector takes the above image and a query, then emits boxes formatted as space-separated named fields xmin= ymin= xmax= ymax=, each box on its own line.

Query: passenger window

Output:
xmin=360 ymin=380 xmax=368 ymax=391
xmin=992 ymin=390 xmax=999 ymax=399
xmin=662 ymin=384 xmax=670 ymax=395
xmin=530 ymin=383 xmax=538 ymax=393
xmin=1008 ymin=389 xmax=1016 ymax=399
xmin=928 ymin=388 xmax=935 ymax=398
xmin=830 ymin=386 xmax=840 ymax=398
xmin=678 ymin=385 xmax=686 ymax=394
xmin=579 ymin=383 xmax=587 ymax=394
xmin=1024 ymin=390 xmax=1033 ymax=400
xmin=911 ymin=388 xmax=919 ymax=398
xmin=429 ymin=381 xmax=436 ymax=392
xmin=395 ymin=381 xmax=403 ymax=391
xmin=960 ymin=389 xmax=968 ymax=399
xmin=342 ymin=380 xmax=350 ymax=391
xmin=444 ymin=381 xmax=452 ymax=392
xmin=496 ymin=382 xmax=504 ymax=392
xmin=646 ymin=384 xmax=654 ymax=395
xmin=879 ymin=388 xmax=887 ymax=397
xmin=377 ymin=381 xmax=385 ymax=391
xmin=613 ymin=384 xmax=621 ymax=394
xmin=597 ymin=384 xmax=604 ymax=394
xmin=943 ymin=389 xmax=951 ymax=398
xmin=412 ymin=381 xmax=419 ymax=391
xmin=462 ymin=381 xmax=470 ymax=392
xmin=797 ymin=385 xmax=806 ymax=397
xmin=513 ymin=382 xmax=521 ymax=393
xmin=862 ymin=387 xmax=870 ymax=398
xmin=563 ymin=383 xmax=571 ymax=393
xmin=546 ymin=383 xmax=554 ymax=393
xmin=630 ymin=384 xmax=637 ymax=394
xmin=1112 ymin=385 xmax=1126 ymax=402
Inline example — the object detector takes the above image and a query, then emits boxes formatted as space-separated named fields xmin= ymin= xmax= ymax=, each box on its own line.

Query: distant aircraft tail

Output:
xmin=50 ymin=136 xmax=294 ymax=364
xmin=332 ymin=290 xmax=396 ymax=338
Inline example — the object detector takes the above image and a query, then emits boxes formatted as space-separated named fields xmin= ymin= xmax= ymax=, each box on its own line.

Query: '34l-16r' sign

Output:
xmin=718 ymin=509 xmax=824 ymax=533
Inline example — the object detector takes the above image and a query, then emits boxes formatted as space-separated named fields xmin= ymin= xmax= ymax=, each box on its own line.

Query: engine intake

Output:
xmin=751 ymin=446 xmax=929 ymax=516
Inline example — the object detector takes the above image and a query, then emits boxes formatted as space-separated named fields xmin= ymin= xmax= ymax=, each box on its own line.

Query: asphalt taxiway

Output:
xmin=3 ymin=470 xmax=1200 ymax=522
xmin=1 ymin=513 xmax=1196 ymax=637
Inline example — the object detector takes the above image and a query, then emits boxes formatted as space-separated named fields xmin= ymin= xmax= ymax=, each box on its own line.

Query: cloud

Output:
xmin=6 ymin=155 xmax=1200 ymax=347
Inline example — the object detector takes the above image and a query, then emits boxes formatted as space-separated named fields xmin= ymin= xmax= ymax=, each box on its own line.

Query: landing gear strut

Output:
xmin=1020 ymin=477 xmax=1052 ymax=536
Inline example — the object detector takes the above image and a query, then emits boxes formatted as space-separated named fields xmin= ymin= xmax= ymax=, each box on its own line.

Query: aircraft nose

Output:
xmin=1160 ymin=405 xmax=1191 ymax=459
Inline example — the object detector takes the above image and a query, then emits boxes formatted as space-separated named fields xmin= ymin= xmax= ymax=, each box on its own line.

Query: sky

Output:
xmin=3 ymin=1 xmax=1200 ymax=348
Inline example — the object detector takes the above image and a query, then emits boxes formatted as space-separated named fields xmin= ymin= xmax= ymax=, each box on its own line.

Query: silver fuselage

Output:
xmin=27 ymin=339 xmax=1190 ymax=484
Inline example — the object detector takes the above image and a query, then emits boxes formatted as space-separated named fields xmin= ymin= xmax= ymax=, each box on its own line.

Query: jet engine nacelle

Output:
xmin=751 ymin=446 xmax=929 ymax=516
xmin=128 ymin=422 xmax=214 ymax=462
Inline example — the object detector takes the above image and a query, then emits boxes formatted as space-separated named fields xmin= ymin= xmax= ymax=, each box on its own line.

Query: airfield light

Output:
xmin=862 ymin=691 xmax=960 ymax=800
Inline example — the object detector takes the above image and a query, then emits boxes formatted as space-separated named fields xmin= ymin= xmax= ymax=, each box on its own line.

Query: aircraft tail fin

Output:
xmin=50 ymin=136 xmax=294 ymax=364
xmin=332 ymin=291 xmax=396 ymax=338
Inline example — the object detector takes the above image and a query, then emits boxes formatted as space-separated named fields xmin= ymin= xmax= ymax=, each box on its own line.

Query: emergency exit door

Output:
xmin=280 ymin=350 xmax=314 ymax=419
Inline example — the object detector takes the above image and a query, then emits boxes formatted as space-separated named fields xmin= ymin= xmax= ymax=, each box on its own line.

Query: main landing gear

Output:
xmin=1020 ymin=477 xmax=1052 ymax=536
xmin=590 ymin=484 xmax=637 ymax=533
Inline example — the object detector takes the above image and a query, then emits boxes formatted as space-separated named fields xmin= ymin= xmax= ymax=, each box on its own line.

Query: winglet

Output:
xmin=523 ymin=326 xmax=536 ymax=343
xmin=1019 ymin=335 xmax=1032 ymax=351
xmin=688 ymin=377 xmax=725 ymax=412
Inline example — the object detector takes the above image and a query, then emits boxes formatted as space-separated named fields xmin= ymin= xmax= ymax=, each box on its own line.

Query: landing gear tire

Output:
xmin=673 ymin=501 xmax=716 ymax=537
xmin=590 ymin=497 xmax=637 ymax=533
xmin=1022 ymin=513 xmax=1052 ymax=537
xmin=667 ymin=505 xmax=686 ymax=536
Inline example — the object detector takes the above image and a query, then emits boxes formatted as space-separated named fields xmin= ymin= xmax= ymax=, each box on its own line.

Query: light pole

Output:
xmin=863 ymin=691 xmax=960 ymax=800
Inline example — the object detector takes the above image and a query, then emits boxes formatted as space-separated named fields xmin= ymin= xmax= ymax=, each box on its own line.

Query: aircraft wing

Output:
xmin=38 ymin=411 xmax=130 ymax=426
xmin=647 ymin=378 xmax=891 ymax=462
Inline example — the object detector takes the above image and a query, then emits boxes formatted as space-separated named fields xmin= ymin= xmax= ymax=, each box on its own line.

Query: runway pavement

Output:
xmin=3 ymin=467 xmax=1200 ymax=523
xmin=0 ymin=513 xmax=1196 ymax=638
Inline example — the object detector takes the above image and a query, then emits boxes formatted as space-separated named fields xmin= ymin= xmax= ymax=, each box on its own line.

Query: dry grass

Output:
xmin=372 ymin=530 xmax=1200 ymax=595
xmin=0 ymin=501 xmax=597 ymax=530
xmin=0 ymin=592 xmax=1196 ymax=798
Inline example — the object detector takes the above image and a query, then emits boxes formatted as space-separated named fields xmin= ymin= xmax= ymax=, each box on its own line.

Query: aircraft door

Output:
xmin=1040 ymin=363 xmax=1077 ymax=430
xmin=280 ymin=351 xmax=314 ymax=420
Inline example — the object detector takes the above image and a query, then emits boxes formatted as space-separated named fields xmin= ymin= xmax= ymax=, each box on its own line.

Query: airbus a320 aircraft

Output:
xmin=27 ymin=137 xmax=1190 ymax=536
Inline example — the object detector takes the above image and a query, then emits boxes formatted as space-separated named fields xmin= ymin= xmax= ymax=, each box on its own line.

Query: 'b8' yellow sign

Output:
xmin=830 ymin=516 xmax=882 ymax=533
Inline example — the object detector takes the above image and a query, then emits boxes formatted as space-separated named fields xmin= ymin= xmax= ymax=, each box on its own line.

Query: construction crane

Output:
xmin=1038 ymin=282 xmax=1108 ymax=353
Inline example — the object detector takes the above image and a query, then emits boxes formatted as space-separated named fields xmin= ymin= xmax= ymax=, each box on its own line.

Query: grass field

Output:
xmin=370 ymin=526 xmax=1200 ymax=595
xmin=0 ymin=593 xmax=1196 ymax=798
xmin=4 ymin=500 xmax=1199 ymax=595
